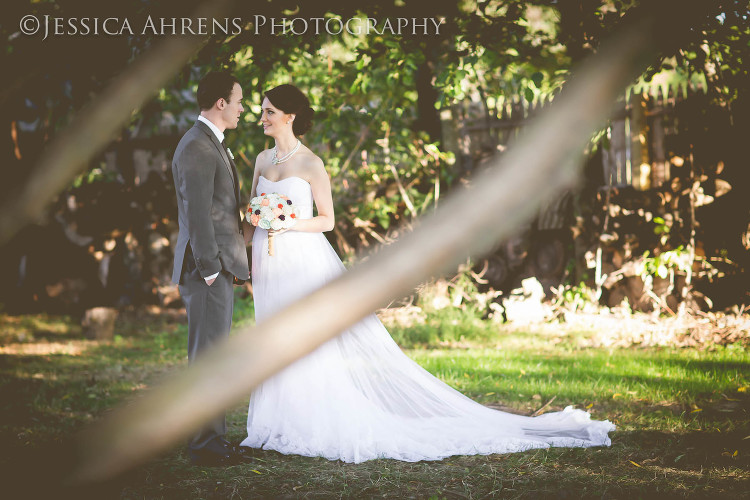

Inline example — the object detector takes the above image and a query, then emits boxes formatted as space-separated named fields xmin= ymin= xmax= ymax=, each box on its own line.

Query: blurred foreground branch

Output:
xmin=0 ymin=0 xmax=234 ymax=245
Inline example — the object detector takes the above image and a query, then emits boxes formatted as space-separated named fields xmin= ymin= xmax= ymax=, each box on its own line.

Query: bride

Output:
xmin=239 ymin=84 xmax=614 ymax=463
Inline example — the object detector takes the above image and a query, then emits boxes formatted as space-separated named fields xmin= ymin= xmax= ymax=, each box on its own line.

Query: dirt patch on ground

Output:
xmin=378 ymin=304 xmax=750 ymax=349
xmin=524 ymin=310 xmax=750 ymax=348
xmin=0 ymin=339 xmax=98 ymax=356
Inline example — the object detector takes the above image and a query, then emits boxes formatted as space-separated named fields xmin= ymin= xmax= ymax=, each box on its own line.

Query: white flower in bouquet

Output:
xmin=260 ymin=206 xmax=274 ymax=219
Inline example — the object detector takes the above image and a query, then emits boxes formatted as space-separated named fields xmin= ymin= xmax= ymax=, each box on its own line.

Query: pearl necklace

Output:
xmin=271 ymin=139 xmax=301 ymax=165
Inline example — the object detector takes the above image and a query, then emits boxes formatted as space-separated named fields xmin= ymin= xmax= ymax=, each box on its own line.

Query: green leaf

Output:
xmin=531 ymin=72 xmax=544 ymax=88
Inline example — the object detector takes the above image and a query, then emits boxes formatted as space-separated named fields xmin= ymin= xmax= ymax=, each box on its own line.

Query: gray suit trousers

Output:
xmin=178 ymin=250 xmax=234 ymax=453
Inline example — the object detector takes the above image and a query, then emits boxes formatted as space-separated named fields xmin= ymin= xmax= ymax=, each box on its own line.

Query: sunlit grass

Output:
xmin=411 ymin=343 xmax=747 ymax=434
xmin=0 ymin=311 xmax=81 ymax=344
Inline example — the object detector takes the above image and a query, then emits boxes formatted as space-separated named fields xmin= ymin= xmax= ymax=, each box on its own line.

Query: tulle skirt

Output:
xmin=241 ymin=227 xmax=614 ymax=463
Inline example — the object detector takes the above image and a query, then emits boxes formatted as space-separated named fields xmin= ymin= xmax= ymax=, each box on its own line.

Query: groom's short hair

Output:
xmin=197 ymin=71 xmax=240 ymax=110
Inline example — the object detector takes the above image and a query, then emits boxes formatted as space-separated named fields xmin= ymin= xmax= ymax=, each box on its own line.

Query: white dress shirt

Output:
xmin=197 ymin=115 xmax=224 ymax=144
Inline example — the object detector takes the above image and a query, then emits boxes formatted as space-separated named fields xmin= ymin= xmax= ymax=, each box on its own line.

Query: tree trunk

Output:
xmin=414 ymin=44 xmax=442 ymax=144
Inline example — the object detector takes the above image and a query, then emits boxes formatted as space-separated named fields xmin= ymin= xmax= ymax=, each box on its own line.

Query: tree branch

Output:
xmin=0 ymin=0 xmax=234 ymax=245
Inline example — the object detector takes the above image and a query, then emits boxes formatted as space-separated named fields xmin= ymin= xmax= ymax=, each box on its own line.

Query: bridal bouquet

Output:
xmin=247 ymin=192 xmax=299 ymax=256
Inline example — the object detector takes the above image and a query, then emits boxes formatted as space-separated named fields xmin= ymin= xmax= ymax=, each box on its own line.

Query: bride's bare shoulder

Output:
xmin=299 ymin=147 xmax=324 ymax=169
xmin=256 ymin=148 xmax=273 ymax=164
xmin=302 ymin=151 xmax=327 ymax=183
xmin=254 ymin=149 xmax=274 ymax=178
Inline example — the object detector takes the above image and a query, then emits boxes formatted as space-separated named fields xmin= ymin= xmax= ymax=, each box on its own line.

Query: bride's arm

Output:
xmin=243 ymin=152 xmax=267 ymax=244
xmin=290 ymin=157 xmax=334 ymax=233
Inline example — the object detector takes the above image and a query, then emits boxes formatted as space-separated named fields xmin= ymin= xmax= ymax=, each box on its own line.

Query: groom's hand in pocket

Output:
xmin=204 ymin=270 xmax=219 ymax=286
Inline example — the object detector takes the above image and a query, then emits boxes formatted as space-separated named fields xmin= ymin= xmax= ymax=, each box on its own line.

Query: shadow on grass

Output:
xmin=109 ymin=427 xmax=748 ymax=499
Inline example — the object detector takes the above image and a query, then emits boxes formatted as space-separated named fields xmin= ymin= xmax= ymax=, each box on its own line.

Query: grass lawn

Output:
xmin=0 ymin=297 xmax=748 ymax=499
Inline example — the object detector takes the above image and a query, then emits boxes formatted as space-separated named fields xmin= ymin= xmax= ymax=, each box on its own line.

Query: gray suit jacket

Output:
xmin=171 ymin=121 xmax=249 ymax=284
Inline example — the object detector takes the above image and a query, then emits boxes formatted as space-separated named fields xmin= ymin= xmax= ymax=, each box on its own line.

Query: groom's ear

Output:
xmin=216 ymin=98 xmax=226 ymax=110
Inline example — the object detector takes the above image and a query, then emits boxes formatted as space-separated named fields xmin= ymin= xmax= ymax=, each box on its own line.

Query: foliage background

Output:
xmin=1 ymin=0 xmax=748 ymax=313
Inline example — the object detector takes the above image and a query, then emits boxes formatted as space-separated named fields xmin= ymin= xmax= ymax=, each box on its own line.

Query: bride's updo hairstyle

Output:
xmin=264 ymin=84 xmax=314 ymax=136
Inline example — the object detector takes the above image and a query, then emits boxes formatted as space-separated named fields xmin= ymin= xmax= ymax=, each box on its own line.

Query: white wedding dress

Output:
xmin=240 ymin=175 xmax=614 ymax=463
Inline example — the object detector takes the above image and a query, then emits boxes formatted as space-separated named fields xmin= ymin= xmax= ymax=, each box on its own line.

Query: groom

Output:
xmin=171 ymin=71 xmax=251 ymax=466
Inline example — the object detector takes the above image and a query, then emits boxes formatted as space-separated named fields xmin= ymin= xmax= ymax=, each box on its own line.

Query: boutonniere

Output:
xmin=226 ymin=147 xmax=235 ymax=160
